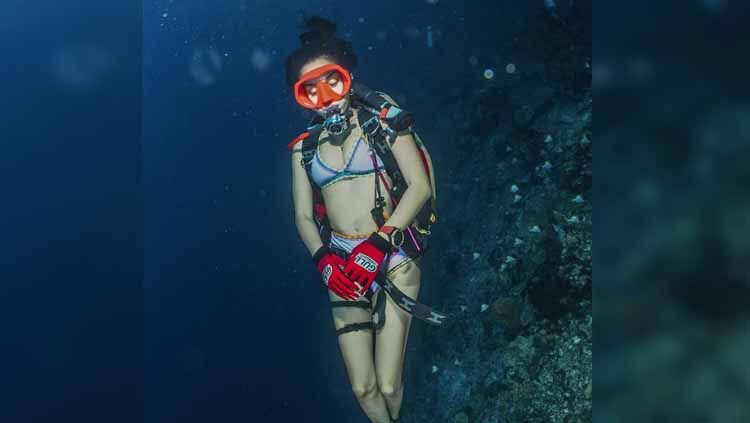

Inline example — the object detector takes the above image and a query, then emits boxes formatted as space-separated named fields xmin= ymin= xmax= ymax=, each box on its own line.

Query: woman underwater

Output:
xmin=285 ymin=16 xmax=439 ymax=423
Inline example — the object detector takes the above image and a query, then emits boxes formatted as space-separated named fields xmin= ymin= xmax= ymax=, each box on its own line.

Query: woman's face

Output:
xmin=298 ymin=57 xmax=350 ymax=115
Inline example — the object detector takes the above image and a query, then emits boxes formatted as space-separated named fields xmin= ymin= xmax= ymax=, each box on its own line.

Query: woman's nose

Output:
xmin=316 ymin=83 xmax=337 ymax=106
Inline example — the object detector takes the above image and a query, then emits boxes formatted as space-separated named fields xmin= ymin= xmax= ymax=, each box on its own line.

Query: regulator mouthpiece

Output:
xmin=323 ymin=107 xmax=351 ymax=135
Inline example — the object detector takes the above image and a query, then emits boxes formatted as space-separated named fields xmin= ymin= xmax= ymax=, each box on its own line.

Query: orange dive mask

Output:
xmin=293 ymin=64 xmax=352 ymax=109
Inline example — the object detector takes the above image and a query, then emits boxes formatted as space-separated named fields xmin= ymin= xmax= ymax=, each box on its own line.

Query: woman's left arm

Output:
xmin=378 ymin=130 xmax=432 ymax=235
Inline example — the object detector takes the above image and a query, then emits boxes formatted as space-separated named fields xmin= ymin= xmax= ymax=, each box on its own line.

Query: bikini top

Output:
xmin=310 ymin=137 xmax=385 ymax=188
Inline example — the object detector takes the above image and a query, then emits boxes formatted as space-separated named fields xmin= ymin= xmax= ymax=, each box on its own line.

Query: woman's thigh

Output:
xmin=329 ymin=289 xmax=378 ymax=394
xmin=373 ymin=260 xmax=422 ymax=390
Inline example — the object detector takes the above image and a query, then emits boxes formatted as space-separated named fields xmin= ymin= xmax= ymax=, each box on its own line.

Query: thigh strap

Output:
xmin=329 ymin=300 xmax=371 ymax=309
xmin=331 ymin=288 xmax=387 ymax=336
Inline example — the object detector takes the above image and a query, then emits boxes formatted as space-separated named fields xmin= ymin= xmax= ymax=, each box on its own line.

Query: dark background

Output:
xmin=594 ymin=1 xmax=750 ymax=421
xmin=2 ymin=0 xmax=748 ymax=422
xmin=1 ymin=2 xmax=143 ymax=422
xmin=142 ymin=1 xmax=538 ymax=421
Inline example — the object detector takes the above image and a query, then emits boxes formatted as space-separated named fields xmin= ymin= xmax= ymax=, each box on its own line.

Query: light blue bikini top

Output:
xmin=311 ymin=137 xmax=385 ymax=188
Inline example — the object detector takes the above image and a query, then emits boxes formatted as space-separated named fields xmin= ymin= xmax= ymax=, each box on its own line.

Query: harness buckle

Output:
xmin=413 ymin=222 xmax=432 ymax=235
xmin=362 ymin=116 xmax=380 ymax=136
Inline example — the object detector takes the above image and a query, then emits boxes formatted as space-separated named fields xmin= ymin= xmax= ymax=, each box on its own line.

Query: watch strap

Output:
xmin=367 ymin=232 xmax=392 ymax=254
xmin=380 ymin=225 xmax=399 ymax=235
xmin=378 ymin=226 xmax=403 ymax=251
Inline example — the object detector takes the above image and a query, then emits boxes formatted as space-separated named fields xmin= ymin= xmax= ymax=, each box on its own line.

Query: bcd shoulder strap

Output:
xmin=356 ymin=107 xmax=409 ymax=201
xmin=300 ymin=123 xmax=323 ymax=176
xmin=292 ymin=94 xmax=434 ymax=255
xmin=298 ymin=123 xmax=330 ymax=243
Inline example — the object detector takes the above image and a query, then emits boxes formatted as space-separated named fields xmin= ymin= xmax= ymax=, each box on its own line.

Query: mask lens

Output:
xmin=294 ymin=64 xmax=351 ymax=109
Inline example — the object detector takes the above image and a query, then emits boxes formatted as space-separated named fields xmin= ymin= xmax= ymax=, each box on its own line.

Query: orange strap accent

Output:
xmin=379 ymin=107 xmax=389 ymax=120
xmin=287 ymin=132 xmax=310 ymax=150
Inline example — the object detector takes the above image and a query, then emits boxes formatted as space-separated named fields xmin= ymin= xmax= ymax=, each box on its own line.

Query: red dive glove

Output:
xmin=343 ymin=233 xmax=391 ymax=295
xmin=313 ymin=247 xmax=359 ymax=300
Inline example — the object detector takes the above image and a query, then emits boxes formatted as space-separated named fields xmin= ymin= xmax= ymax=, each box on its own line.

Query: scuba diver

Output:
xmin=285 ymin=15 xmax=449 ymax=423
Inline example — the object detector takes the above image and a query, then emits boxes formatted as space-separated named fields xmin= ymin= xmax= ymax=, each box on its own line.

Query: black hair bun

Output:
xmin=284 ymin=14 xmax=356 ymax=87
xmin=300 ymin=16 xmax=337 ymax=45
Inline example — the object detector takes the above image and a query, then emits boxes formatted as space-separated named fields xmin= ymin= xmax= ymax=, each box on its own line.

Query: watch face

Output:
xmin=392 ymin=229 xmax=405 ymax=248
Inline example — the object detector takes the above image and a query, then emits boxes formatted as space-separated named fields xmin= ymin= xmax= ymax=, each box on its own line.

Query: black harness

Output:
xmin=299 ymin=82 xmax=435 ymax=258
xmin=327 ymin=246 xmax=451 ymax=336
xmin=297 ymin=82 xmax=450 ymax=335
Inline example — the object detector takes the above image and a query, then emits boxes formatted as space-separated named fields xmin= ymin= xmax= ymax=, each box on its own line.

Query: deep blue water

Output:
xmin=1 ymin=1 xmax=537 ymax=422
xmin=142 ymin=1 xmax=535 ymax=421
xmin=5 ymin=0 xmax=749 ymax=421
xmin=1 ymin=2 xmax=143 ymax=422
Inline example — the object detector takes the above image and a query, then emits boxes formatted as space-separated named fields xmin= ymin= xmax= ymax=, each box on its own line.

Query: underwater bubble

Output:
xmin=162 ymin=12 xmax=168 ymax=18
xmin=357 ymin=17 xmax=365 ymax=23
xmin=480 ymin=304 xmax=489 ymax=312
xmin=483 ymin=68 xmax=495 ymax=79
xmin=189 ymin=47 xmax=222 ymax=86
xmin=50 ymin=44 xmax=116 ymax=90
xmin=510 ymin=184 xmax=519 ymax=193
xmin=505 ymin=63 xmax=516 ymax=74
xmin=251 ymin=48 xmax=272 ymax=72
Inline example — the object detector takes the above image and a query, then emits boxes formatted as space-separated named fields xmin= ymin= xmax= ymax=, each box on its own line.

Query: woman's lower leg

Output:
xmin=382 ymin=383 xmax=404 ymax=420
xmin=354 ymin=382 xmax=392 ymax=423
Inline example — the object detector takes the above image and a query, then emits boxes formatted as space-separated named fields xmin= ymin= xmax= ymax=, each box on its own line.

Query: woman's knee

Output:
xmin=351 ymin=377 xmax=379 ymax=400
xmin=377 ymin=379 xmax=402 ymax=398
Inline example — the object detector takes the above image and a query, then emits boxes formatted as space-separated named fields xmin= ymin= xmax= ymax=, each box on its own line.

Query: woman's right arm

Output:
xmin=291 ymin=149 xmax=325 ymax=257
